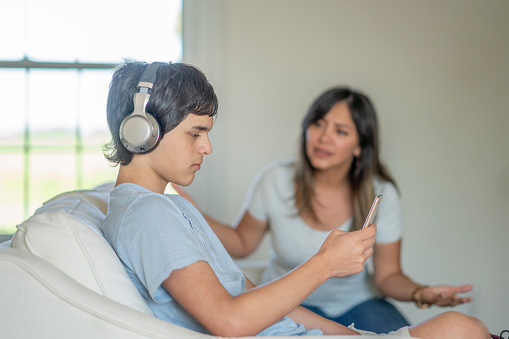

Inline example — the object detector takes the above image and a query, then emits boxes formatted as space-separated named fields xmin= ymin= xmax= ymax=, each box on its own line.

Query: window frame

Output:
xmin=0 ymin=58 xmax=119 ymax=235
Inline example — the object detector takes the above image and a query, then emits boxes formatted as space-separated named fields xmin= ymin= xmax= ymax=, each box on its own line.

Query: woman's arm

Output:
xmin=164 ymin=226 xmax=375 ymax=337
xmin=373 ymin=241 xmax=419 ymax=300
xmin=205 ymin=210 xmax=268 ymax=258
xmin=373 ymin=241 xmax=473 ymax=306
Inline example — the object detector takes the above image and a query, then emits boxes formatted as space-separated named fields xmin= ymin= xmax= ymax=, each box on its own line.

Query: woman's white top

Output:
xmin=245 ymin=159 xmax=403 ymax=317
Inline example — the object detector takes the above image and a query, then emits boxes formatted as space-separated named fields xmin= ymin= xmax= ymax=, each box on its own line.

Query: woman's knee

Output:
xmin=441 ymin=311 xmax=488 ymax=336
xmin=410 ymin=311 xmax=489 ymax=339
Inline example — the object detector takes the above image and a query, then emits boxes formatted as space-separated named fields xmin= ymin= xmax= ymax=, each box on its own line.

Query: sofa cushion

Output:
xmin=11 ymin=183 xmax=153 ymax=316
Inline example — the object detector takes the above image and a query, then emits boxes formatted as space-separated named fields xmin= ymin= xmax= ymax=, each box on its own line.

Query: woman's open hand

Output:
xmin=420 ymin=284 xmax=474 ymax=306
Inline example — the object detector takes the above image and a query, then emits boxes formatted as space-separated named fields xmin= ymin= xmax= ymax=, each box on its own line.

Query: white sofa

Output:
xmin=0 ymin=184 xmax=415 ymax=339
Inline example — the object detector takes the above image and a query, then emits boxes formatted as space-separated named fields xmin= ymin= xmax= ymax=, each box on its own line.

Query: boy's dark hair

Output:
xmin=104 ymin=61 xmax=218 ymax=165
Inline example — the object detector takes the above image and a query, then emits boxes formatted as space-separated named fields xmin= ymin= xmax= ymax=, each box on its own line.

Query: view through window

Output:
xmin=0 ymin=0 xmax=182 ymax=235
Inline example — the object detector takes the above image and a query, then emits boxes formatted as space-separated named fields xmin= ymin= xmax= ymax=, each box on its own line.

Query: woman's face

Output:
xmin=305 ymin=101 xmax=361 ymax=173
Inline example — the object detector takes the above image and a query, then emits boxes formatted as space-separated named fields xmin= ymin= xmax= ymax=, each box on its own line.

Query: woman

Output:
xmin=179 ymin=87 xmax=475 ymax=333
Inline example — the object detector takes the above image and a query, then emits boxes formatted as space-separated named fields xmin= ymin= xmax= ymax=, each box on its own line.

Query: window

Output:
xmin=0 ymin=0 xmax=182 ymax=235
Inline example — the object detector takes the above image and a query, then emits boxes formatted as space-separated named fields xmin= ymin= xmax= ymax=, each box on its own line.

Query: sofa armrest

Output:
xmin=0 ymin=248 xmax=416 ymax=339
xmin=0 ymin=248 xmax=203 ymax=339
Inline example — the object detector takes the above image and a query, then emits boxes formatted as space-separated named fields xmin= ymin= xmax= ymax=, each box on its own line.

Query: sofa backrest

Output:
xmin=11 ymin=183 xmax=153 ymax=316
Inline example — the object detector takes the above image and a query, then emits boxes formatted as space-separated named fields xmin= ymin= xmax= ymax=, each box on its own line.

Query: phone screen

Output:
xmin=362 ymin=195 xmax=383 ymax=229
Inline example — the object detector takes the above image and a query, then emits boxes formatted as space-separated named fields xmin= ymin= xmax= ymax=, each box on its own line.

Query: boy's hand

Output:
xmin=316 ymin=224 xmax=376 ymax=278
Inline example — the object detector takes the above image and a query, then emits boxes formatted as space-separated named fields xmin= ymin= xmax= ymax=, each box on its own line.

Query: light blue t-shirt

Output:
xmin=103 ymin=183 xmax=322 ymax=336
xmin=245 ymin=160 xmax=404 ymax=318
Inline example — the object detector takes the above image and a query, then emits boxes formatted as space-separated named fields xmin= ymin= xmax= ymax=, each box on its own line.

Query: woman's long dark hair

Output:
xmin=294 ymin=87 xmax=397 ymax=230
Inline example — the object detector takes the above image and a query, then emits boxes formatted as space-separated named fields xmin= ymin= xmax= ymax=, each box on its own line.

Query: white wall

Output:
xmin=183 ymin=0 xmax=509 ymax=333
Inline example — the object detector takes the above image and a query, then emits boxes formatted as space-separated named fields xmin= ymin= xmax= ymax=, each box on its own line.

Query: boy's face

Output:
xmin=146 ymin=113 xmax=213 ymax=187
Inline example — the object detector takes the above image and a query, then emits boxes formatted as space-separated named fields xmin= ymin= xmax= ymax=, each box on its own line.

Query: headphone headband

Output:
xmin=138 ymin=62 xmax=163 ymax=88
xmin=137 ymin=81 xmax=154 ymax=89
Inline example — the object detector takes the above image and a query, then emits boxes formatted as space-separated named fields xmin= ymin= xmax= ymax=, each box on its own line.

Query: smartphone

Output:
xmin=362 ymin=195 xmax=383 ymax=229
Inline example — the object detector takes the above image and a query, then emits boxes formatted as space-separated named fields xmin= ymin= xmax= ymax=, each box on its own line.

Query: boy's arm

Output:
xmin=164 ymin=260 xmax=326 ymax=337
xmin=287 ymin=306 xmax=359 ymax=335
xmin=164 ymin=227 xmax=374 ymax=337
xmin=244 ymin=277 xmax=360 ymax=336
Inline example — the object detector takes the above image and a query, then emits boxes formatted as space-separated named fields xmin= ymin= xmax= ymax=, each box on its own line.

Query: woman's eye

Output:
xmin=336 ymin=129 xmax=347 ymax=135
xmin=313 ymin=121 xmax=323 ymax=128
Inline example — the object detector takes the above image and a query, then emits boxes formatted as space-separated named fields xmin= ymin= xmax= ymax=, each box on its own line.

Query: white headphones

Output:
xmin=119 ymin=62 xmax=163 ymax=154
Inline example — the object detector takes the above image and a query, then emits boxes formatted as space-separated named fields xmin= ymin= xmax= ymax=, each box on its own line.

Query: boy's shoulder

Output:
xmin=109 ymin=183 xmax=182 ymax=215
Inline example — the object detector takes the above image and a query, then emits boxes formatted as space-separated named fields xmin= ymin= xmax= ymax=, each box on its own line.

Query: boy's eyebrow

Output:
xmin=191 ymin=125 xmax=212 ymax=132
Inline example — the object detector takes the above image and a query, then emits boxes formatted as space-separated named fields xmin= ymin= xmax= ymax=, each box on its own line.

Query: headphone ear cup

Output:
xmin=120 ymin=62 xmax=164 ymax=154
xmin=119 ymin=112 xmax=161 ymax=154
